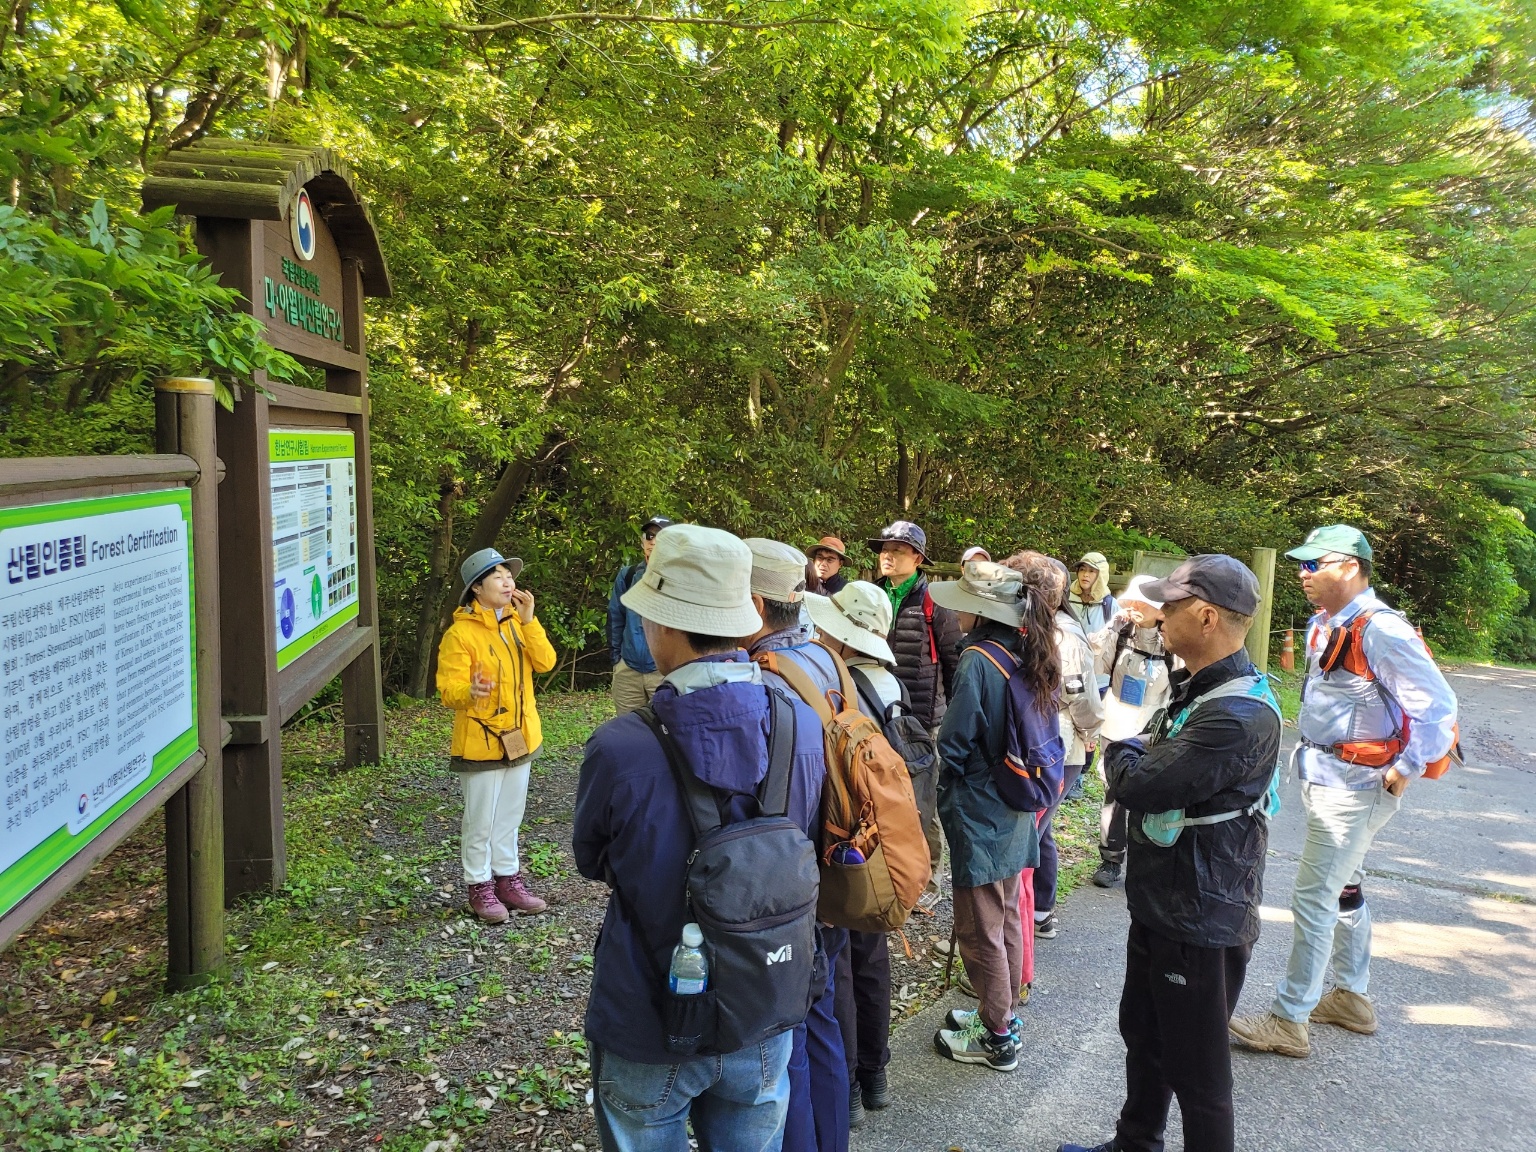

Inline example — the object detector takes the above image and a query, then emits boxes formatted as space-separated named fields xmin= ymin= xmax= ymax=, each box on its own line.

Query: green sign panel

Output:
xmin=1 ymin=490 xmax=198 ymax=921
xmin=270 ymin=429 xmax=360 ymax=669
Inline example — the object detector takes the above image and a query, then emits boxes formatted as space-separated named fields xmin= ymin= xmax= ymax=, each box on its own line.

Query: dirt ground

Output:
xmin=3 ymin=692 xmax=1109 ymax=1151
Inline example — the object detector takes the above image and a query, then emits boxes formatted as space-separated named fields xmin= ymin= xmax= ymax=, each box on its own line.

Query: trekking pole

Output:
xmin=943 ymin=922 xmax=958 ymax=989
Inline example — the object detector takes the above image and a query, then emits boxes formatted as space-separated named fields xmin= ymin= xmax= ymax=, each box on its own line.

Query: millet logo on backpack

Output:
xmin=765 ymin=945 xmax=793 ymax=965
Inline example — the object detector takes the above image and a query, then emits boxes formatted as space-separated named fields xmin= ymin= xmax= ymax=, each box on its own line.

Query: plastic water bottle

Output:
xmin=668 ymin=923 xmax=709 ymax=995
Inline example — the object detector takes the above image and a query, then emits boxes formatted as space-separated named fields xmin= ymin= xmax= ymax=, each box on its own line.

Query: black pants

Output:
xmin=1116 ymin=920 xmax=1251 ymax=1152
xmin=833 ymin=929 xmax=891 ymax=1082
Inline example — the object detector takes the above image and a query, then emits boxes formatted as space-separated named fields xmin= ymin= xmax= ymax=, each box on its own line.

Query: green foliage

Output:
xmin=4 ymin=0 xmax=1536 ymax=672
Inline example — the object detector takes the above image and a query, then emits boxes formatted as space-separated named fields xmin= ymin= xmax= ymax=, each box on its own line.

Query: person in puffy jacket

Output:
xmin=1058 ymin=555 xmax=1280 ymax=1152
xmin=868 ymin=519 xmax=962 ymax=909
xmin=437 ymin=547 xmax=559 ymax=923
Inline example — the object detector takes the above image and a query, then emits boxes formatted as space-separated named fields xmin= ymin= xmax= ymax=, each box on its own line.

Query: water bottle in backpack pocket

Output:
xmin=639 ymin=692 xmax=822 ymax=1057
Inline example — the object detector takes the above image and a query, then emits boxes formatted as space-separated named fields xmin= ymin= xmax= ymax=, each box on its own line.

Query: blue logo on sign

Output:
xmin=291 ymin=188 xmax=317 ymax=262
xmin=280 ymin=587 xmax=296 ymax=638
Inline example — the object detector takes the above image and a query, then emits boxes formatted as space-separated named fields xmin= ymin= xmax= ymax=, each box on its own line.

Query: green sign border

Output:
xmin=0 ymin=488 xmax=198 ymax=922
xmin=269 ymin=429 xmax=360 ymax=669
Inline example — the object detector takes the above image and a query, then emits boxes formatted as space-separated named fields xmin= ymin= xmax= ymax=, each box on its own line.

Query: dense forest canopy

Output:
xmin=5 ymin=0 xmax=1536 ymax=688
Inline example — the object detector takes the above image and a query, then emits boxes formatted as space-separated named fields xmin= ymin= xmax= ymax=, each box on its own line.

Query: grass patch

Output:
xmin=0 ymin=692 xmax=612 ymax=1152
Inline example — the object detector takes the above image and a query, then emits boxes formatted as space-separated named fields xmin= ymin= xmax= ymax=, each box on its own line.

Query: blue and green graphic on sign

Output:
xmin=270 ymin=429 xmax=360 ymax=669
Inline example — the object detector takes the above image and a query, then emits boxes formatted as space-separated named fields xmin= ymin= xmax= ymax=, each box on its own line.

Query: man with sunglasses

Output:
xmin=607 ymin=516 xmax=672 ymax=714
xmin=1230 ymin=524 xmax=1457 ymax=1059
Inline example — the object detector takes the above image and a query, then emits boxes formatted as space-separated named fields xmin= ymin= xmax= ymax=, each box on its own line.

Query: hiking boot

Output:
xmin=945 ymin=1007 xmax=1022 ymax=1039
xmin=1058 ymin=1142 xmax=1116 ymax=1152
xmin=933 ymin=1017 xmax=1019 ymax=1071
xmin=848 ymin=1080 xmax=865 ymax=1129
xmin=917 ymin=886 xmax=944 ymax=912
xmin=1034 ymin=912 xmax=1060 ymax=939
xmin=1091 ymin=861 xmax=1122 ymax=888
xmin=494 ymin=872 xmax=548 ymax=914
xmin=1018 ymin=981 xmax=1031 ymax=1008
xmin=1229 ymin=1011 xmax=1310 ymax=1058
xmin=955 ymin=965 xmax=977 ymax=997
xmin=859 ymin=1068 xmax=890 ymax=1111
xmin=1064 ymin=776 xmax=1086 ymax=802
xmin=467 ymin=880 xmax=509 ymax=924
xmin=930 ymin=937 xmax=956 ymax=960
xmin=1310 ymin=987 xmax=1378 ymax=1035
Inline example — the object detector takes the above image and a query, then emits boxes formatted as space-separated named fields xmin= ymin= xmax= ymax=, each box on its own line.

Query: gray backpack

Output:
xmin=638 ymin=689 xmax=822 ymax=1056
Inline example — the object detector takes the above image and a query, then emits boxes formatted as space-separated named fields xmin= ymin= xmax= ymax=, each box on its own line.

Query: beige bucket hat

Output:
xmin=744 ymin=538 xmax=809 ymax=603
xmin=927 ymin=559 xmax=1029 ymax=628
xmin=804 ymin=581 xmax=896 ymax=666
xmin=619 ymin=524 xmax=763 ymax=637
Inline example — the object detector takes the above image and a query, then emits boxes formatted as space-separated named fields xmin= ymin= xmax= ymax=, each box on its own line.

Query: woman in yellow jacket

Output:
xmin=437 ymin=547 xmax=558 ymax=922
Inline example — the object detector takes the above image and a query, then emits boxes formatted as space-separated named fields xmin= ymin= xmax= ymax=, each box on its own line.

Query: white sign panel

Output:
xmin=269 ymin=429 xmax=360 ymax=669
xmin=1 ymin=490 xmax=196 ymax=918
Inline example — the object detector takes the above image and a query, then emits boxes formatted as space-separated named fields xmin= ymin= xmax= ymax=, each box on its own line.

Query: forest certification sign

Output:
xmin=270 ymin=429 xmax=360 ymax=669
xmin=0 ymin=490 xmax=197 ymax=920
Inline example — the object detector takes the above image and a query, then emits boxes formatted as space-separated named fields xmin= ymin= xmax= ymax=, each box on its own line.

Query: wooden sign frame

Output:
xmin=144 ymin=142 xmax=393 ymax=897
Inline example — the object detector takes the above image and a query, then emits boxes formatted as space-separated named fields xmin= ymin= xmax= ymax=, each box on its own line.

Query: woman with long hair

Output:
xmin=926 ymin=557 xmax=1062 ymax=1072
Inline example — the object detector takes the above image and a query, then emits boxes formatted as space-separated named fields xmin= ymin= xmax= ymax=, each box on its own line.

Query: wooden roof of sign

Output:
xmin=142 ymin=140 xmax=393 ymax=298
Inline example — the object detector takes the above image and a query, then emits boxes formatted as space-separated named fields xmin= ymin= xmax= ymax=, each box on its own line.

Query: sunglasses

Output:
xmin=1297 ymin=557 xmax=1349 ymax=574
xmin=643 ymin=529 xmax=661 ymax=541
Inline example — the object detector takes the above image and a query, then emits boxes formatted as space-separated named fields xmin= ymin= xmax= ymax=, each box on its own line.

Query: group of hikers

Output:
xmin=433 ymin=517 xmax=1459 ymax=1152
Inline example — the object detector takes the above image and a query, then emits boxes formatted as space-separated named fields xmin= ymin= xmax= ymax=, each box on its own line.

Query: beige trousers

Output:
xmin=611 ymin=659 xmax=664 ymax=715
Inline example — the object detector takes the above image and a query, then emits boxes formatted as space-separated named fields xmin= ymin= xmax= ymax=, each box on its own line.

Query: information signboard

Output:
xmin=269 ymin=429 xmax=359 ymax=669
xmin=1 ymin=490 xmax=197 ymax=920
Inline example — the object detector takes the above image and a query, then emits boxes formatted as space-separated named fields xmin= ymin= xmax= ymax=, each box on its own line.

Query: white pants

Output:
xmin=459 ymin=762 xmax=532 ymax=884
xmin=1272 ymin=780 xmax=1402 ymax=1021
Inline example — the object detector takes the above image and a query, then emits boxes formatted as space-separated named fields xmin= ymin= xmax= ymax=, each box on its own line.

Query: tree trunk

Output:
xmin=897 ymin=436 xmax=911 ymax=511
xmin=417 ymin=433 xmax=563 ymax=692
xmin=407 ymin=479 xmax=458 ymax=698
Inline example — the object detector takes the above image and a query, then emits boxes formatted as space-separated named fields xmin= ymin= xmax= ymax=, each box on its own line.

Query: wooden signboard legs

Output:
xmin=155 ymin=378 xmax=226 ymax=988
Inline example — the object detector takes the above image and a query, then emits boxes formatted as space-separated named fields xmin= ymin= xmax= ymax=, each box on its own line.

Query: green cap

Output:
xmin=1285 ymin=524 xmax=1373 ymax=563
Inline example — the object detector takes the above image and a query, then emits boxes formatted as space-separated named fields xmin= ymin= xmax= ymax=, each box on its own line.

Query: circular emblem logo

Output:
xmin=290 ymin=188 xmax=316 ymax=261
xmin=78 ymin=794 xmax=89 ymax=816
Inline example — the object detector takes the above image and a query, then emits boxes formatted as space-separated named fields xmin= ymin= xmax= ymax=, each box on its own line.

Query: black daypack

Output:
xmin=847 ymin=665 xmax=940 ymax=832
xmin=638 ymin=690 xmax=821 ymax=1056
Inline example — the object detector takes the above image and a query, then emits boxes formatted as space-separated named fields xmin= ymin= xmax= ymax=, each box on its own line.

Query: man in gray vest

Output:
xmin=1229 ymin=525 xmax=1458 ymax=1058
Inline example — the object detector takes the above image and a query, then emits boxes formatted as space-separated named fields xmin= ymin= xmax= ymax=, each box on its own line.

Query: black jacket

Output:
xmin=1104 ymin=648 xmax=1282 ymax=949
xmin=880 ymin=574 xmax=962 ymax=730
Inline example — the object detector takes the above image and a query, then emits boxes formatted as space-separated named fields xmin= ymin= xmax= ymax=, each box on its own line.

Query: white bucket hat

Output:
xmin=804 ymin=581 xmax=895 ymax=666
xmin=927 ymin=559 xmax=1029 ymax=628
xmin=1120 ymin=574 xmax=1164 ymax=609
xmin=744 ymin=538 xmax=809 ymax=603
xmin=619 ymin=524 xmax=762 ymax=637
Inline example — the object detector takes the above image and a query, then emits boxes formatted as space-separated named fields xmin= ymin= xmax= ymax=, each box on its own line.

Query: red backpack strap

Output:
xmin=922 ymin=587 xmax=939 ymax=664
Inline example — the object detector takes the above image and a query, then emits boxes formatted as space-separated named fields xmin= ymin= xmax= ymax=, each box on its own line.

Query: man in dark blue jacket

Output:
xmin=1058 ymin=555 xmax=1282 ymax=1152
xmin=606 ymin=516 xmax=670 ymax=714
xmin=576 ymin=523 xmax=829 ymax=1152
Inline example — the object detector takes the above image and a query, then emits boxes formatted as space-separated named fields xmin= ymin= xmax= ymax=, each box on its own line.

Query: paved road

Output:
xmin=856 ymin=665 xmax=1536 ymax=1152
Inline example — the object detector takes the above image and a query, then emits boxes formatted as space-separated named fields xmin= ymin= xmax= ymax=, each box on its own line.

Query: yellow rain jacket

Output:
xmin=437 ymin=601 xmax=558 ymax=762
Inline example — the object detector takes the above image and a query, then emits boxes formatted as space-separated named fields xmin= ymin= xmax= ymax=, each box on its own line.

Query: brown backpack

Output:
xmin=753 ymin=645 xmax=931 ymax=932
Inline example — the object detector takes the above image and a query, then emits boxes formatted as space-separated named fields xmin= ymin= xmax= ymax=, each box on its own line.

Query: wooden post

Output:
xmin=1250 ymin=547 xmax=1277 ymax=673
xmin=332 ymin=258 xmax=385 ymax=767
xmin=156 ymin=377 xmax=226 ymax=988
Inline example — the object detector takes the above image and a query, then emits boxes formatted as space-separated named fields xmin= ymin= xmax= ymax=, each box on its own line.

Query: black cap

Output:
xmin=641 ymin=516 xmax=673 ymax=536
xmin=1142 ymin=555 xmax=1261 ymax=616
